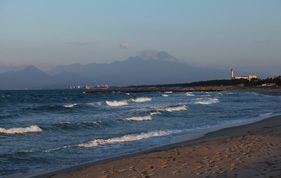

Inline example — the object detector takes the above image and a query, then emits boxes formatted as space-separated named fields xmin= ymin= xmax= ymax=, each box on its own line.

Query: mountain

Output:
xmin=47 ymin=50 xmax=230 ymax=86
xmin=0 ymin=66 xmax=53 ymax=89
xmin=0 ymin=51 xmax=268 ymax=89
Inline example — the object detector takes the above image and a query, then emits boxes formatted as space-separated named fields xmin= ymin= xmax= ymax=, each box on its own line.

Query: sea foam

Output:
xmin=164 ymin=105 xmax=187 ymax=112
xmin=194 ymin=98 xmax=219 ymax=105
xmin=185 ymin=92 xmax=195 ymax=96
xmin=105 ymin=100 xmax=128 ymax=106
xmin=130 ymin=97 xmax=152 ymax=103
xmin=165 ymin=91 xmax=173 ymax=93
xmin=105 ymin=97 xmax=152 ymax=106
xmin=63 ymin=104 xmax=78 ymax=108
xmin=150 ymin=111 xmax=161 ymax=116
xmin=76 ymin=130 xmax=180 ymax=148
xmin=0 ymin=125 xmax=42 ymax=134
xmin=123 ymin=116 xmax=152 ymax=121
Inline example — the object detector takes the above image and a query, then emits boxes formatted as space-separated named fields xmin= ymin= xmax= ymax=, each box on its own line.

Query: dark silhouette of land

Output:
xmin=86 ymin=76 xmax=281 ymax=94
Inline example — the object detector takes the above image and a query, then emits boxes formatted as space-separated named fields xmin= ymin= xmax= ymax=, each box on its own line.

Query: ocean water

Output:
xmin=1 ymin=90 xmax=281 ymax=176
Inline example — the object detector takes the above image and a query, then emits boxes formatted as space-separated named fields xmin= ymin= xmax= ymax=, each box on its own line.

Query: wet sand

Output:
xmin=30 ymin=114 xmax=281 ymax=178
xmin=28 ymin=88 xmax=281 ymax=178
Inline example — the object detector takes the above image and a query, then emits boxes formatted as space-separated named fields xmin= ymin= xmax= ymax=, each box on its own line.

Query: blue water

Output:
xmin=0 ymin=90 xmax=281 ymax=176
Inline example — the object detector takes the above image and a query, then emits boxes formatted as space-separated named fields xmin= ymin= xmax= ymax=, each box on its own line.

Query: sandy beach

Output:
xmin=28 ymin=88 xmax=281 ymax=178
xmin=28 ymin=112 xmax=281 ymax=178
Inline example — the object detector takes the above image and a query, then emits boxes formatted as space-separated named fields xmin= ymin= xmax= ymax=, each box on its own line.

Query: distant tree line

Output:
xmin=256 ymin=76 xmax=281 ymax=86
xmin=127 ymin=75 xmax=281 ymax=88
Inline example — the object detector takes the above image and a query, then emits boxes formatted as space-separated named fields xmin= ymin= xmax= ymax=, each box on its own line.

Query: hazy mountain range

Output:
xmin=0 ymin=51 xmax=267 ymax=90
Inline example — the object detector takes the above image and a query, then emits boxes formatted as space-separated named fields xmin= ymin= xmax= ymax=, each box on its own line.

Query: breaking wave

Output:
xmin=63 ymin=104 xmax=78 ymax=108
xmin=0 ymin=125 xmax=42 ymax=134
xmin=123 ymin=116 xmax=152 ymax=121
xmin=130 ymin=97 xmax=152 ymax=102
xmin=105 ymin=100 xmax=128 ymax=106
xmin=105 ymin=97 xmax=152 ymax=106
xmin=194 ymin=98 xmax=219 ymax=105
xmin=185 ymin=92 xmax=195 ymax=96
xmin=76 ymin=130 xmax=181 ymax=148
xmin=165 ymin=91 xmax=173 ymax=93
xmin=164 ymin=105 xmax=187 ymax=112
xmin=150 ymin=111 xmax=161 ymax=116
xmin=162 ymin=94 xmax=168 ymax=97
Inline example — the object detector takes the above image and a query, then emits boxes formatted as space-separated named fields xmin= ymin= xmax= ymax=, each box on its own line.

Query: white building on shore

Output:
xmin=231 ymin=69 xmax=257 ymax=81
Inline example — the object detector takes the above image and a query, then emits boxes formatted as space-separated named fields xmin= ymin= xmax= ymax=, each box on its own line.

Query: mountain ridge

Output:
xmin=0 ymin=51 xmax=268 ymax=90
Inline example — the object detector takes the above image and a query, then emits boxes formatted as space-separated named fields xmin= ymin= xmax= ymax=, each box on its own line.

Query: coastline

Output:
xmin=19 ymin=88 xmax=281 ymax=177
xmin=26 ymin=114 xmax=281 ymax=178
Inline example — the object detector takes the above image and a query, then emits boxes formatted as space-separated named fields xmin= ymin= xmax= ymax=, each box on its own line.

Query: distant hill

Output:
xmin=0 ymin=51 xmax=268 ymax=89
xmin=47 ymin=50 xmax=230 ymax=86
xmin=0 ymin=66 xmax=53 ymax=89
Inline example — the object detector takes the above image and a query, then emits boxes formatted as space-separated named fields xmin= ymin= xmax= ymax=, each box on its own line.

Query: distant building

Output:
xmin=231 ymin=69 xmax=234 ymax=79
xmin=235 ymin=75 xmax=257 ymax=81
xmin=231 ymin=69 xmax=257 ymax=81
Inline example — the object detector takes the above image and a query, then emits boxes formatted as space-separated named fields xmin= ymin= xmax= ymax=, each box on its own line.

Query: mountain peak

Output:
xmin=139 ymin=50 xmax=179 ymax=62
xmin=23 ymin=65 xmax=43 ymax=73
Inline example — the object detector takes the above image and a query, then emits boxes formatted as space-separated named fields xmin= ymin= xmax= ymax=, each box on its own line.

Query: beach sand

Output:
xmin=31 ymin=114 xmax=281 ymax=178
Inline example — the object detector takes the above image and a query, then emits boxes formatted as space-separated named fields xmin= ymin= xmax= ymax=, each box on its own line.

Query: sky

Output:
xmin=0 ymin=0 xmax=281 ymax=76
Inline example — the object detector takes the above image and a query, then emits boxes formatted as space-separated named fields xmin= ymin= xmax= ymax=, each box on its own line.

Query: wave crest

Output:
xmin=105 ymin=100 xmax=128 ymax=106
xmin=105 ymin=97 xmax=152 ymax=106
xmin=76 ymin=130 xmax=180 ymax=148
xmin=194 ymin=98 xmax=219 ymax=105
xmin=130 ymin=97 xmax=152 ymax=103
xmin=150 ymin=111 xmax=161 ymax=116
xmin=164 ymin=105 xmax=187 ymax=112
xmin=0 ymin=125 xmax=42 ymax=134
xmin=63 ymin=104 xmax=78 ymax=108
xmin=123 ymin=116 xmax=152 ymax=121
xmin=165 ymin=91 xmax=173 ymax=93
xmin=185 ymin=92 xmax=195 ymax=96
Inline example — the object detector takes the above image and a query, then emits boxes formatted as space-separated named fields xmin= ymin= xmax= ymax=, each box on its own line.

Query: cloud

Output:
xmin=120 ymin=41 xmax=130 ymax=49
xmin=72 ymin=40 xmax=97 ymax=46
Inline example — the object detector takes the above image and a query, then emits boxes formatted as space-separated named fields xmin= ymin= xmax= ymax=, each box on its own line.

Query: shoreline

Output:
xmin=25 ymin=114 xmax=281 ymax=178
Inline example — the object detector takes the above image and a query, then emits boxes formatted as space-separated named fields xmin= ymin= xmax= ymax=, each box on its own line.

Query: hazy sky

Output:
xmin=0 ymin=0 xmax=280 ymax=75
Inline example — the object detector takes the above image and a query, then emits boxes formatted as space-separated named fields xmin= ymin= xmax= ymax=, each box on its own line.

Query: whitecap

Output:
xmin=165 ymin=91 xmax=173 ymax=93
xmin=164 ymin=105 xmax=187 ymax=112
xmin=105 ymin=100 xmax=128 ymax=106
xmin=86 ymin=101 xmax=103 ymax=107
xmin=185 ymin=92 xmax=194 ymax=96
xmin=63 ymin=104 xmax=78 ymax=108
xmin=0 ymin=125 xmax=42 ymax=134
xmin=126 ymin=93 xmax=130 ymax=95
xmin=194 ymin=98 xmax=219 ymax=105
xmin=150 ymin=111 xmax=161 ymax=116
xmin=162 ymin=94 xmax=168 ymax=97
xmin=123 ymin=116 xmax=152 ymax=121
xmin=131 ymin=97 xmax=152 ymax=103
xmin=76 ymin=130 xmax=181 ymax=148
xmin=258 ymin=112 xmax=273 ymax=118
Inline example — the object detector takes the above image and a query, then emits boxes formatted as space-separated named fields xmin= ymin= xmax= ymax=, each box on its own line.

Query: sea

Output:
xmin=1 ymin=89 xmax=281 ymax=177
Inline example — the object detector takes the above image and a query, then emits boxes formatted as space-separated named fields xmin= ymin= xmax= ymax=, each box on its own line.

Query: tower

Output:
xmin=231 ymin=69 xmax=234 ymax=79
